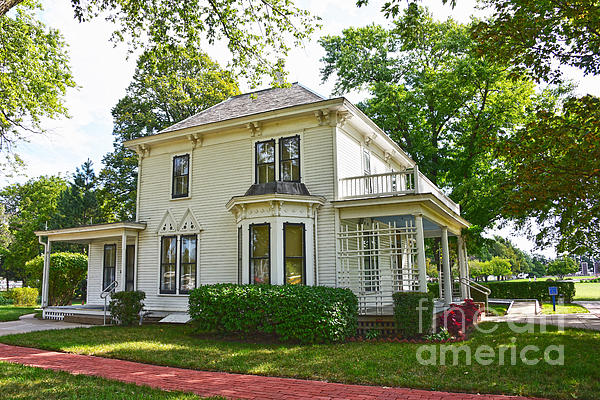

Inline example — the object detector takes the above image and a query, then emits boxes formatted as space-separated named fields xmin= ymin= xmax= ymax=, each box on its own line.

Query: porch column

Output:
xmin=41 ymin=240 xmax=51 ymax=307
xmin=457 ymin=235 xmax=467 ymax=299
xmin=414 ymin=214 xmax=427 ymax=293
xmin=120 ymin=231 xmax=127 ymax=291
xmin=441 ymin=226 xmax=452 ymax=306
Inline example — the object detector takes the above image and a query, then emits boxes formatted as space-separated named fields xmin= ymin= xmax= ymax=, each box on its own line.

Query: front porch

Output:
xmin=334 ymin=173 xmax=472 ymax=315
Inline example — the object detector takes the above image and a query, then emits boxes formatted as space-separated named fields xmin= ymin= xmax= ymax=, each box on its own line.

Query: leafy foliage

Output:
xmin=319 ymin=4 xmax=538 ymax=229
xmin=473 ymin=0 xmax=600 ymax=82
xmin=65 ymin=0 xmax=318 ymax=86
xmin=51 ymin=159 xmax=104 ymax=228
xmin=8 ymin=286 xmax=38 ymax=306
xmin=392 ymin=291 xmax=434 ymax=338
xmin=26 ymin=252 xmax=87 ymax=306
xmin=109 ymin=290 xmax=145 ymax=325
xmin=471 ymin=281 xmax=576 ymax=303
xmin=98 ymin=46 xmax=239 ymax=220
xmin=189 ymin=284 xmax=358 ymax=343
xmin=501 ymin=95 xmax=600 ymax=256
xmin=546 ymin=257 xmax=579 ymax=279
xmin=0 ymin=176 xmax=67 ymax=283
xmin=0 ymin=2 xmax=75 ymax=158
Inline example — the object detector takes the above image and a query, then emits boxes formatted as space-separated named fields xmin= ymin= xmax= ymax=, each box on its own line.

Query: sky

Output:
xmin=3 ymin=0 xmax=599 ymax=258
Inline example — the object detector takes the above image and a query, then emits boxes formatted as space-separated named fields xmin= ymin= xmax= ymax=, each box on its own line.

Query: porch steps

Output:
xmin=158 ymin=313 xmax=191 ymax=324
xmin=63 ymin=313 xmax=108 ymax=325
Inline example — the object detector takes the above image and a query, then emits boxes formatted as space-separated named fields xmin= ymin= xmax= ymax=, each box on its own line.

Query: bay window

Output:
xmin=250 ymin=223 xmax=270 ymax=284
xmin=284 ymin=223 xmax=305 ymax=285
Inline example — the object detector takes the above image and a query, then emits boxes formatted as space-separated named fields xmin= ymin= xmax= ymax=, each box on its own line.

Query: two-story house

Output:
xmin=36 ymin=83 xmax=471 ymax=321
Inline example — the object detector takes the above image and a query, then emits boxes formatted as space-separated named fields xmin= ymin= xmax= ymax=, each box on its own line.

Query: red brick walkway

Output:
xmin=0 ymin=343 xmax=543 ymax=400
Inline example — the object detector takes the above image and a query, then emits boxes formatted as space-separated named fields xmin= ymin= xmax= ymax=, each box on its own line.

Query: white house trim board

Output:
xmin=157 ymin=210 xmax=178 ymax=235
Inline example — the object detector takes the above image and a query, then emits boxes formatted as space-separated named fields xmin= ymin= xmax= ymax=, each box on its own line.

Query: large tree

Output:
xmin=51 ymin=159 xmax=104 ymax=228
xmin=98 ymin=46 xmax=240 ymax=221
xmin=501 ymin=95 xmax=600 ymax=257
xmin=320 ymin=4 xmax=538 ymax=229
xmin=0 ymin=175 xmax=67 ymax=283
xmin=1 ymin=0 xmax=318 ymax=86
xmin=0 ymin=2 xmax=75 ymax=160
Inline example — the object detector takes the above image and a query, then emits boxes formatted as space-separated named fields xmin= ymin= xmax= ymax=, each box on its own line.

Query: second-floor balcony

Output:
xmin=338 ymin=167 xmax=460 ymax=214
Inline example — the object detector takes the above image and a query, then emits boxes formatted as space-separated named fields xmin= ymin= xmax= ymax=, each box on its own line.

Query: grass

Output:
xmin=574 ymin=282 xmax=600 ymax=300
xmin=1 ymin=324 xmax=599 ymax=400
xmin=0 ymin=361 xmax=220 ymax=399
xmin=487 ymin=303 xmax=509 ymax=316
xmin=0 ymin=305 xmax=37 ymax=322
xmin=541 ymin=303 xmax=589 ymax=314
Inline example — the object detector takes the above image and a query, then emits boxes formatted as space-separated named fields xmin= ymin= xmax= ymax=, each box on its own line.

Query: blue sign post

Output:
xmin=549 ymin=286 xmax=558 ymax=312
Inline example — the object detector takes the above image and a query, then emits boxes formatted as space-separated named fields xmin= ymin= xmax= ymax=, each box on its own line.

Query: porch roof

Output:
xmin=34 ymin=221 xmax=146 ymax=243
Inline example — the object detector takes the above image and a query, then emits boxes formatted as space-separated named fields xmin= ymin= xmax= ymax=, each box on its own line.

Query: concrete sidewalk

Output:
xmin=485 ymin=300 xmax=600 ymax=331
xmin=0 ymin=313 xmax=91 ymax=336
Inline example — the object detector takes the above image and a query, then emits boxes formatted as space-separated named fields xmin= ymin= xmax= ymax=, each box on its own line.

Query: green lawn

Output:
xmin=574 ymin=282 xmax=600 ymax=300
xmin=0 ymin=361 xmax=219 ymax=399
xmin=541 ymin=303 xmax=589 ymax=314
xmin=1 ymin=324 xmax=599 ymax=400
xmin=487 ymin=303 xmax=509 ymax=316
xmin=0 ymin=305 xmax=37 ymax=322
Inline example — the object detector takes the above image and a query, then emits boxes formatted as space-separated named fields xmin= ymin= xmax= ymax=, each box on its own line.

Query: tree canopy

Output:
xmin=0 ymin=2 xmax=75 ymax=158
xmin=320 ymin=4 xmax=539 ymax=229
xmin=98 ymin=46 xmax=240 ymax=220
xmin=1 ymin=0 xmax=318 ymax=86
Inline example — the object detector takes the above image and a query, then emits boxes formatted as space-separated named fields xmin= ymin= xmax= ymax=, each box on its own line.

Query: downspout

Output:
xmin=314 ymin=205 xmax=319 ymax=286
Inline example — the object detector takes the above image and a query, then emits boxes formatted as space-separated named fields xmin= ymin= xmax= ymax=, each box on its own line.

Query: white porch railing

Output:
xmin=338 ymin=167 xmax=460 ymax=214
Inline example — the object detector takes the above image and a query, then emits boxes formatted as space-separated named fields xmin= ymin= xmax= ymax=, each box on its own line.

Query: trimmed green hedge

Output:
xmin=471 ymin=281 xmax=576 ymax=303
xmin=392 ymin=291 xmax=435 ymax=338
xmin=188 ymin=284 xmax=358 ymax=343
xmin=10 ymin=287 xmax=39 ymax=306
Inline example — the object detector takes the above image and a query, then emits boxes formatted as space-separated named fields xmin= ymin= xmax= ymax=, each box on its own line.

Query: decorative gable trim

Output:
xmin=157 ymin=210 xmax=177 ymax=235
xmin=178 ymin=208 xmax=202 ymax=233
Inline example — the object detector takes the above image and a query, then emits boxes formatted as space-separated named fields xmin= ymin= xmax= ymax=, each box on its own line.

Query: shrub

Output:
xmin=471 ymin=281 xmax=576 ymax=303
xmin=109 ymin=291 xmax=145 ymax=325
xmin=188 ymin=284 xmax=358 ymax=344
xmin=437 ymin=299 xmax=480 ymax=337
xmin=26 ymin=252 xmax=87 ymax=306
xmin=0 ymin=291 xmax=13 ymax=305
xmin=10 ymin=287 xmax=39 ymax=306
xmin=392 ymin=291 xmax=435 ymax=338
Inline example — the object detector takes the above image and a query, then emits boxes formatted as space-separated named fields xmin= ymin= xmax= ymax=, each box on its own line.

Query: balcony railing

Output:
xmin=338 ymin=166 xmax=460 ymax=214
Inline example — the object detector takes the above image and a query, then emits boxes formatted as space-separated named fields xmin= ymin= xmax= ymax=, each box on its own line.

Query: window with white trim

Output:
xmin=172 ymin=154 xmax=190 ymax=198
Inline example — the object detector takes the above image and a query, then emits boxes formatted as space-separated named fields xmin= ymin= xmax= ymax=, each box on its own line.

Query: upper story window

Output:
xmin=280 ymin=136 xmax=300 ymax=182
xmin=172 ymin=154 xmax=190 ymax=198
xmin=255 ymin=140 xmax=275 ymax=184
xmin=363 ymin=149 xmax=371 ymax=175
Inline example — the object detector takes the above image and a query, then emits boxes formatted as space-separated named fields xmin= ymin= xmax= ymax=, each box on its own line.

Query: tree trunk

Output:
xmin=0 ymin=0 xmax=24 ymax=16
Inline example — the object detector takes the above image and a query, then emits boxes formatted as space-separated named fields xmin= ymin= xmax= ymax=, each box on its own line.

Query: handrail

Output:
xmin=457 ymin=277 xmax=491 ymax=311
xmin=100 ymin=280 xmax=118 ymax=325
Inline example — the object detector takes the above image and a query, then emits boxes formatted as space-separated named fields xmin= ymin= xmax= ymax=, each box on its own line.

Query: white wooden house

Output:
xmin=36 ymin=84 xmax=471 ymax=320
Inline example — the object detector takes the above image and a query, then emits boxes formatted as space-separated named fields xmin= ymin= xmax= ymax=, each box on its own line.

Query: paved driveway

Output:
xmin=0 ymin=313 xmax=91 ymax=336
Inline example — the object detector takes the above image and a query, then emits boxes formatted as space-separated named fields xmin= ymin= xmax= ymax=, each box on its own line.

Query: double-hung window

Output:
xmin=284 ymin=223 xmax=305 ymax=284
xmin=250 ymin=223 xmax=270 ymax=284
xmin=102 ymin=244 xmax=116 ymax=291
xmin=280 ymin=136 xmax=300 ymax=182
xmin=160 ymin=235 xmax=197 ymax=294
xmin=172 ymin=154 xmax=190 ymax=198
xmin=160 ymin=236 xmax=177 ymax=294
xmin=179 ymin=235 xmax=197 ymax=294
xmin=255 ymin=140 xmax=275 ymax=183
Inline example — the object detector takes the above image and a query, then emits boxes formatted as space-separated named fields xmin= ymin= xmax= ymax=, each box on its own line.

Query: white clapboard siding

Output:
xmin=86 ymin=240 xmax=122 ymax=305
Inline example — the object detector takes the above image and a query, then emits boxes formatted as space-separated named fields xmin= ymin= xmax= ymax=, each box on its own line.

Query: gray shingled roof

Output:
xmin=161 ymin=83 xmax=327 ymax=133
